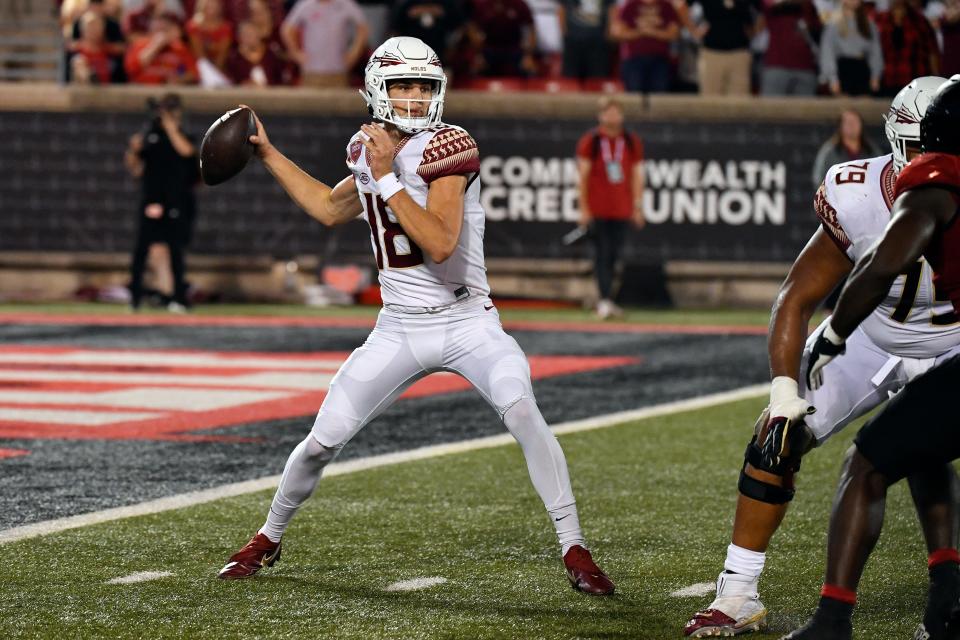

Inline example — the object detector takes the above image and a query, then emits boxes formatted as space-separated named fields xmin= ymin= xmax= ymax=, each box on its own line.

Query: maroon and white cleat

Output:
xmin=683 ymin=571 xmax=768 ymax=636
xmin=217 ymin=533 xmax=282 ymax=580
xmin=563 ymin=545 xmax=615 ymax=595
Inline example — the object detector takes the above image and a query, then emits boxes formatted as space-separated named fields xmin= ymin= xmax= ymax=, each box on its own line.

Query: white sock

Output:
xmin=259 ymin=435 xmax=339 ymax=542
xmin=723 ymin=543 xmax=766 ymax=579
xmin=502 ymin=398 xmax=585 ymax=555
xmin=549 ymin=503 xmax=586 ymax=556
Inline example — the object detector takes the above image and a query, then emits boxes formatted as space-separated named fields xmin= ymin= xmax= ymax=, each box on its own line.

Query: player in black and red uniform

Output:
xmin=783 ymin=75 xmax=960 ymax=640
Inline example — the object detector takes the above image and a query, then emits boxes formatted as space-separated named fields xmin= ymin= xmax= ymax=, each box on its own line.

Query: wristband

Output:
xmin=377 ymin=173 xmax=404 ymax=201
xmin=769 ymin=376 xmax=799 ymax=406
xmin=823 ymin=322 xmax=845 ymax=346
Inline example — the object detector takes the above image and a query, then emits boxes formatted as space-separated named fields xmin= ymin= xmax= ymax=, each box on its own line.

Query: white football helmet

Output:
xmin=884 ymin=76 xmax=948 ymax=172
xmin=361 ymin=37 xmax=446 ymax=134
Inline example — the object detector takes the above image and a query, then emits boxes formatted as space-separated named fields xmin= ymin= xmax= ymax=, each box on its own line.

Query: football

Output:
xmin=199 ymin=106 xmax=257 ymax=186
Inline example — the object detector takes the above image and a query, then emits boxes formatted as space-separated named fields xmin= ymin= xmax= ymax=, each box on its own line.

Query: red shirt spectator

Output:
xmin=125 ymin=14 xmax=198 ymax=84
xmin=185 ymin=0 xmax=233 ymax=69
xmin=762 ymin=0 xmax=822 ymax=71
xmin=576 ymin=127 xmax=644 ymax=220
xmin=942 ymin=0 xmax=960 ymax=77
xmin=224 ymin=19 xmax=283 ymax=85
xmin=124 ymin=0 xmax=184 ymax=37
xmin=875 ymin=0 xmax=941 ymax=94
xmin=617 ymin=0 xmax=679 ymax=58
xmin=467 ymin=0 xmax=537 ymax=76
xmin=71 ymin=13 xmax=114 ymax=83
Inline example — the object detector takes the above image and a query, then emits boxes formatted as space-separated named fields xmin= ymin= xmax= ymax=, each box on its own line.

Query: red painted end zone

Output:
xmin=0 ymin=347 xmax=638 ymax=443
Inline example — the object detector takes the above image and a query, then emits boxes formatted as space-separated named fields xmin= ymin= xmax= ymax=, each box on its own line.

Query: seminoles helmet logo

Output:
xmin=889 ymin=105 xmax=919 ymax=125
xmin=371 ymin=52 xmax=405 ymax=68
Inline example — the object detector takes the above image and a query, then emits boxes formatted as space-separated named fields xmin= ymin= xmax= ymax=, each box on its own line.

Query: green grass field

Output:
xmin=1 ymin=396 xmax=935 ymax=639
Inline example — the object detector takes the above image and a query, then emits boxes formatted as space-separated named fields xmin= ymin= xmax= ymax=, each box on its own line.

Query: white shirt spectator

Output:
xmin=282 ymin=0 xmax=367 ymax=75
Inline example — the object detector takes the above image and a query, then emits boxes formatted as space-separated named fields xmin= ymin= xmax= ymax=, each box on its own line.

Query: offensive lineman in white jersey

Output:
xmin=217 ymin=36 xmax=615 ymax=596
xmin=684 ymin=76 xmax=960 ymax=637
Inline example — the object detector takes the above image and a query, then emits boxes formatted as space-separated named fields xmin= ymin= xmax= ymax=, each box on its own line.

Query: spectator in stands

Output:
xmin=875 ymin=0 xmax=941 ymax=95
xmin=247 ymin=0 xmax=282 ymax=43
xmin=557 ymin=0 xmax=615 ymax=81
xmin=466 ymin=0 xmax=539 ymax=77
xmin=810 ymin=108 xmax=879 ymax=188
xmin=576 ymin=96 xmax=645 ymax=320
xmin=67 ymin=0 xmax=127 ymax=82
xmin=224 ymin=19 xmax=284 ymax=84
xmin=690 ymin=0 xmax=761 ymax=96
xmin=389 ymin=0 xmax=465 ymax=65
xmin=124 ymin=93 xmax=197 ymax=313
xmin=942 ymin=0 xmax=960 ymax=77
xmin=247 ymin=0 xmax=296 ymax=83
xmin=758 ymin=0 xmax=822 ymax=96
xmin=527 ymin=0 xmax=565 ymax=76
xmin=124 ymin=13 xmax=199 ymax=84
xmin=70 ymin=13 xmax=117 ymax=83
xmin=186 ymin=0 xmax=233 ymax=72
xmin=280 ymin=0 xmax=369 ymax=88
xmin=819 ymin=0 xmax=882 ymax=96
xmin=124 ymin=0 xmax=185 ymax=37
xmin=61 ymin=0 xmax=123 ymax=39
xmin=612 ymin=0 xmax=681 ymax=93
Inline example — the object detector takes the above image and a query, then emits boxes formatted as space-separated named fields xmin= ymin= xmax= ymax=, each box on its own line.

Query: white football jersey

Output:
xmin=345 ymin=124 xmax=490 ymax=308
xmin=815 ymin=153 xmax=960 ymax=358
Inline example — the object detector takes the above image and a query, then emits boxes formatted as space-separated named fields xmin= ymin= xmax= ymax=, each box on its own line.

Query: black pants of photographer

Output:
xmin=129 ymin=216 xmax=188 ymax=309
xmin=591 ymin=218 xmax=628 ymax=301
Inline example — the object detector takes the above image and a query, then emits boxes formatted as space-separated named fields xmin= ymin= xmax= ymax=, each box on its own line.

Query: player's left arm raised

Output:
xmin=361 ymin=123 xmax=464 ymax=263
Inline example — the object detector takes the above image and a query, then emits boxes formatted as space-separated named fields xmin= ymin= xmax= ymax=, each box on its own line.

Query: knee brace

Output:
xmin=737 ymin=407 xmax=816 ymax=505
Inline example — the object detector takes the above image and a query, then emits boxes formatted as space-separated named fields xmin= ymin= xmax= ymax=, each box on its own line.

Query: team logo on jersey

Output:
xmin=359 ymin=173 xmax=370 ymax=184
xmin=349 ymin=140 xmax=364 ymax=163
xmin=889 ymin=106 xmax=919 ymax=124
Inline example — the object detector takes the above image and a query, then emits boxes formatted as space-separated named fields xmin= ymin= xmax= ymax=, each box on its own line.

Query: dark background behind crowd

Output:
xmin=57 ymin=0 xmax=959 ymax=95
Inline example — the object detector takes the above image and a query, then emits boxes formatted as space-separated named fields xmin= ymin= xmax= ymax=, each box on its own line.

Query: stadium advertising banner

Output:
xmin=457 ymin=116 xmax=846 ymax=264
xmin=1 ymin=112 xmax=878 ymax=263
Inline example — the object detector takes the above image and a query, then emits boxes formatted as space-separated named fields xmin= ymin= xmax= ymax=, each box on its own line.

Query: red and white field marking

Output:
xmin=0 ymin=346 xmax=636 ymax=446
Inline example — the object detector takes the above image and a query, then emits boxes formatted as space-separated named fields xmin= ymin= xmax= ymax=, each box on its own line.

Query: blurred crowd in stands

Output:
xmin=58 ymin=0 xmax=959 ymax=95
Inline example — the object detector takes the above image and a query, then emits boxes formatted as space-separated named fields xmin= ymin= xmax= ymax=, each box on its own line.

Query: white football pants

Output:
xmin=801 ymin=316 xmax=960 ymax=443
xmin=260 ymin=298 xmax=581 ymax=546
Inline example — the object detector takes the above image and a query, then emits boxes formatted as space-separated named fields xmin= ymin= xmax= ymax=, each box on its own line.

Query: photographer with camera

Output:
xmin=124 ymin=93 xmax=198 ymax=312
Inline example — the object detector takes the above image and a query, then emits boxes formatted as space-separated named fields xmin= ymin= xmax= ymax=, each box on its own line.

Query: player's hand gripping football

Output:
xmin=360 ymin=123 xmax=396 ymax=180
xmin=805 ymin=322 xmax=846 ymax=390
xmin=239 ymin=104 xmax=273 ymax=159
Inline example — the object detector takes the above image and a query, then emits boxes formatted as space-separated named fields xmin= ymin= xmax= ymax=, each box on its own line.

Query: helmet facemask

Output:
xmin=368 ymin=76 xmax=446 ymax=134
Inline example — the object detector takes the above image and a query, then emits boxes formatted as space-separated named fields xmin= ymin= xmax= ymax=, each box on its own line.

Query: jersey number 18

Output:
xmin=363 ymin=192 xmax=425 ymax=270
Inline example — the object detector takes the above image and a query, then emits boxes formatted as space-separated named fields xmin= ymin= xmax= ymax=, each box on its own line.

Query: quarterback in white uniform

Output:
xmin=685 ymin=77 xmax=960 ymax=637
xmin=218 ymin=36 xmax=615 ymax=596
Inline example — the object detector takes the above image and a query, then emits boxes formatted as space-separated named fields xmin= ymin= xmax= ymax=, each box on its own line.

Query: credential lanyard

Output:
xmin=601 ymin=136 xmax=625 ymax=184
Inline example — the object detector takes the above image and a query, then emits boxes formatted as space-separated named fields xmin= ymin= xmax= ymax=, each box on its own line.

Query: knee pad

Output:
xmin=737 ymin=408 xmax=816 ymax=505
xmin=304 ymin=434 xmax=341 ymax=464
xmin=311 ymin=408 xmax=361 ymax=449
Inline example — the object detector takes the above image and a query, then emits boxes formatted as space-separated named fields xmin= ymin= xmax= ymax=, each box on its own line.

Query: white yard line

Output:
xmin=105 ymin=571 xmax=174 ymax=585
xmin=670 ymin=582 xmax=717 ymax=598
xmin=0 ymin=384 xmax=766 ymax=545
xmin=384 ymin=577 xmax=448 ymax=592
